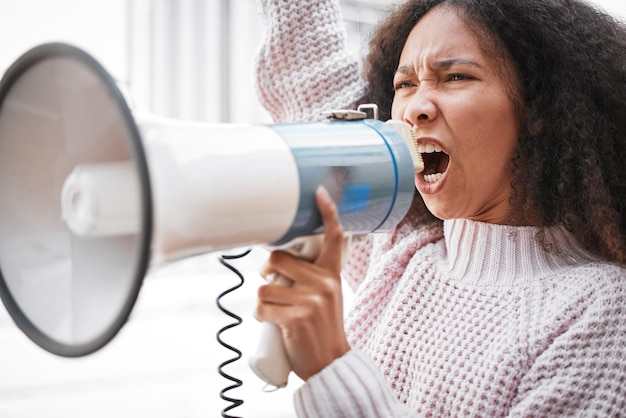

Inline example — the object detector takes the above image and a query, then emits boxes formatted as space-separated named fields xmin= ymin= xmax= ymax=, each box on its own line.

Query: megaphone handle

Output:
xmin=250 ymin=234 xmax=350 ymax=389
xmin=248 ymin=275 xmax=294 ymax=389
xmin=249 ymin=235 xmax=323 ymax=388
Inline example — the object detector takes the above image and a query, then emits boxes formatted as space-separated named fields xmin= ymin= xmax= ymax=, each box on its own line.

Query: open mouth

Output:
xmin=419 ymin=143 xmax=450 ymax=184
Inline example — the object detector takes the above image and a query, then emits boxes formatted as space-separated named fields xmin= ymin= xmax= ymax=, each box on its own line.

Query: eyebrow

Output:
xmin=395 ymin=59 xmax=482 ymax=76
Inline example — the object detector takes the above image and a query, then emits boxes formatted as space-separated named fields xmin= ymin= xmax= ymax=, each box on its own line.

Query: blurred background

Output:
xmin=0 ymin=0 xmax=395 ymax=125
xmin=0 ymin=0 xmax=624 ymax=417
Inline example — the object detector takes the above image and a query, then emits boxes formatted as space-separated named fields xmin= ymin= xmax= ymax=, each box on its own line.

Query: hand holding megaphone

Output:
xmin=250 ymin=225 xmax=352 ymax=389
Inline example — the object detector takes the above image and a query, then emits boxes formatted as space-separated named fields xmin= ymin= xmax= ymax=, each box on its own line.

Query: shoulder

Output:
xmin=542 ymin=261 xmax=626 ymax=348
xmin=562 ymin=261 xmax=626 ymax=301
xmin=516 ymin=266 xmax=626 ymax=416
xmin=538 ymin=261 xmax=626 ymax=324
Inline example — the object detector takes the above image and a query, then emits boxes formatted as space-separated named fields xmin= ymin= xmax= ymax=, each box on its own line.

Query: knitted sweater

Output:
xmin=254 ymin=1 xmax=626 ymax=416
xmin=254 ymin=0 xmax=366 ymax=122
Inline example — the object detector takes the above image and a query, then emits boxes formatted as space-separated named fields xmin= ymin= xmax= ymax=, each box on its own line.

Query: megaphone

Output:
xmin=0 ymin=43 xmax=422 ymax=388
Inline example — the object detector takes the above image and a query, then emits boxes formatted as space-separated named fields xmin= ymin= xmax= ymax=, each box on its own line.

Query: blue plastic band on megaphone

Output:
xmin=270 ymin=119 xmax=415 ymax=245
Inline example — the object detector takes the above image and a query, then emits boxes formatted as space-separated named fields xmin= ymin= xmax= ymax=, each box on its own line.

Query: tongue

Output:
xmin=424 ymin=152 xmax=449 ymax=175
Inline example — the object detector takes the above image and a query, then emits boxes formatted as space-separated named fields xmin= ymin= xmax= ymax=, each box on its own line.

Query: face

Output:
xmin=392 ymin=6 xmax=521 ymax=224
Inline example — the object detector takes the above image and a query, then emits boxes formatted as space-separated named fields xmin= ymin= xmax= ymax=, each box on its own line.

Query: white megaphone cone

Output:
xmin=0 ymin=43 xmax=423 ymax=388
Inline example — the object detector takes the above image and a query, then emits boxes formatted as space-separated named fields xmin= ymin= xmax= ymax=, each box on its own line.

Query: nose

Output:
xmin=397 ymin=91 xmax=438 ymax=128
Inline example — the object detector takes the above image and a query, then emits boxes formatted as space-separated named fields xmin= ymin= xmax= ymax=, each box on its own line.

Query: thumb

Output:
xmin=314 ymin=186 xmax=345 ymax=275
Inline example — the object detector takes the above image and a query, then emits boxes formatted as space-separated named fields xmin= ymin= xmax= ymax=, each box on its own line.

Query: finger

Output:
xmin=262 ymin=250 xmax=325 ymax=289
xmin=260 ymin=250 xmax=300 ymax=281
xmin=257 ymin=282 xmax=296 ymax=305
xmin=254 ymin=283 xmax=289 ymax=323
xmin=255 ymin=284 xmax=310 ymax=323
xmin=315 ymin=186 xmax=344 ymax=273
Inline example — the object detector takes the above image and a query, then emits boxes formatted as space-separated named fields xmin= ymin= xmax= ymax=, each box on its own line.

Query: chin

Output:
xmin=421 ymin=203 xmax=457 ymax=221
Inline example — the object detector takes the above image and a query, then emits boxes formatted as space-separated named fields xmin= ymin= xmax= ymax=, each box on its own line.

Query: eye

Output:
xmin=447 ymin=73 xmax=473 ymax=82
xmin=394 ymin=81 xmax=415 ymax=91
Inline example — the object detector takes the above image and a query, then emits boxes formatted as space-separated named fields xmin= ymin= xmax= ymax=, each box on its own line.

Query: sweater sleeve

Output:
xmin=294 ymin=350 xmax=416 ymax=418
xmin=254 ymin=0 xmax=368 ymax=123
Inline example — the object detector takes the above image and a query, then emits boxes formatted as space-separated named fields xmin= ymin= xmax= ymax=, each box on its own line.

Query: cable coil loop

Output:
xmin=216 ymin=249 xmax=252 ymax=418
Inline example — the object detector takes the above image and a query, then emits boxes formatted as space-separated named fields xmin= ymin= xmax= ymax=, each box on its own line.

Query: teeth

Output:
xmin=410 ymin=129 xmax=425 ymax=174
xmin=418 ymin=143 xmax=443 ymax=153
xmin=416 ymin=140 xmax=446 ymax=183
xmin=423 ymin=173 xmax=443 ymax=183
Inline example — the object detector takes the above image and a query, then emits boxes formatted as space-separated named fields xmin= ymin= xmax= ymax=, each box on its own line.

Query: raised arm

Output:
xmin=254 ymin=0 xmax=368 ymax=122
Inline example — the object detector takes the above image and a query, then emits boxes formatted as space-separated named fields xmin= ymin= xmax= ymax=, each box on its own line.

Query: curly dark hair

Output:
xmin=359 ymin=0 xmax=626 ymax=266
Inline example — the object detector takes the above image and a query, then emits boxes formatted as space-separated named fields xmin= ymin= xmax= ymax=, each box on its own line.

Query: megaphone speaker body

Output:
xmin=133 ymin=114 xmax=416 ymax=261
xmin=0 ymin=44 xmax=418 ymax=365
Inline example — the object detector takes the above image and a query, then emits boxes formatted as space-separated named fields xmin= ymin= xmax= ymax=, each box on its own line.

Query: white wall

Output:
xmin=0 ymin=0 xmax=269 ymax=123
xmin=0 ymin=0 xmax=129 ymax=82
xmin=594 ymin=0 xmax=626 ymax=18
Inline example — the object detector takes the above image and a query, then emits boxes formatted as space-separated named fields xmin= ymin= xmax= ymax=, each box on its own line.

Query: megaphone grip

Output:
xmin=249 ymin=235 xmax=324 ymax=388
xmin=249 ymin=317 xmax=292 ymax=389
xmin=249 ymin=234 xmax=351 ymax=388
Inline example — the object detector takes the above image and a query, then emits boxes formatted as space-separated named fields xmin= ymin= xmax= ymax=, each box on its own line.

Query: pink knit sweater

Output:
xmin=255 ymin=1 xmax=626 ymax=416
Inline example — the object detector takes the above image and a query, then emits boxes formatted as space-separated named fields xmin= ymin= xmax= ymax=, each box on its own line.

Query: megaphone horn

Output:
xmin=0 ymin=43 xmax=422 ymax=385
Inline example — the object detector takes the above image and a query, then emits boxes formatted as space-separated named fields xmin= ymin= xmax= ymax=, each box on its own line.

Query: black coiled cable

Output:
xmin=216 ymin=249 xmax=252 ymax=418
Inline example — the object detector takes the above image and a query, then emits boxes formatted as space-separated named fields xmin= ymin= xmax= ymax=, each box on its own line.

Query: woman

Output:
xmin=254 ymin=0 xmax=626 ymax=416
